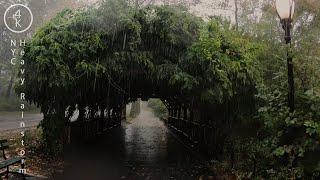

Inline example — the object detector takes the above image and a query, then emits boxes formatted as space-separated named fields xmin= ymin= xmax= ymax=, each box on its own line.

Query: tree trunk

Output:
xmin=234 ymin=0 xmax=239 ymax=30
xmin=5 ymin=75 xmax=13 ymax=98
xmin=129 ymin=99 xmax=141 ymax=118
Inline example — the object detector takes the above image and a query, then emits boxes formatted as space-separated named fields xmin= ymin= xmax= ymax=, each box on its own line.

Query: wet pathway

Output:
xmin=53 ymin=103 xmax=210 ymax=180
xmin=0 ymin=112 xmax=42 ymax=131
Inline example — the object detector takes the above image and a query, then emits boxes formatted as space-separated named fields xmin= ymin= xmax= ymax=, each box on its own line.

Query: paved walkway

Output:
xmin=53 ymin=103 xmax=210 ymax=180
xmin=0 ymin=112 xmax=42 ymax=131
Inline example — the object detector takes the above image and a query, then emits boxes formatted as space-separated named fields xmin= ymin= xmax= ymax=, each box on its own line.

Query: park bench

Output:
xmin=0 ymin=139 xmax=25 ymax=179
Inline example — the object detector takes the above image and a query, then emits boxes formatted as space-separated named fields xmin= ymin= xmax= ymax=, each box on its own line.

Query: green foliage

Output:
xmin=20 ymin=0 xmax=257 ymax=156
xmin=147 ymin=99 xmax=168 ymax=119
xmin=0 ymin=96 xmax=38 ymax=112
xmin=227 ymin=86 xmax=320 ymax=179
xmin=19 ymin=1 xmax=206 ymax=153
xmin=17 ymin=2 xmax=262 ymax=175
xmin=182 ymin=19 xmax=258 ymax=104
xmin=208 ymin=0 xmax=320 ymax=178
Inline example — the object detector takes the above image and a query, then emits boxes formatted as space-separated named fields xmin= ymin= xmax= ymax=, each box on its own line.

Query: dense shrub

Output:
xmin=147 ymin=99 xmax=168 ymax=119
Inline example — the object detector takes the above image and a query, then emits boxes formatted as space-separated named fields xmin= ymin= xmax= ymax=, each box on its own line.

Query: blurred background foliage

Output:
xmin=147 ymin=99 xmax=168 ymax=119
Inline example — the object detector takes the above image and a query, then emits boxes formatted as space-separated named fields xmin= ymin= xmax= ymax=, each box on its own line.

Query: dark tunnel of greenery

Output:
xmin=18 ymin=0 xmax=256 ymax=148
xmin=16 ymin=0 xmax=320 ymax=178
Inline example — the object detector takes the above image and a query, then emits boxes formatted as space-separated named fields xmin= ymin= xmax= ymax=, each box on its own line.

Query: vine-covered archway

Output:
xmin=19 ymin=0 xmax=258 ymax=153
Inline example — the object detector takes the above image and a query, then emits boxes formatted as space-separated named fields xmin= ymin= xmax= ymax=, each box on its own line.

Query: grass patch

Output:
xmin=0 ymin=96 xmax=39 ymax=112
xmin=147 ymin=99 xmax=168 ymax=119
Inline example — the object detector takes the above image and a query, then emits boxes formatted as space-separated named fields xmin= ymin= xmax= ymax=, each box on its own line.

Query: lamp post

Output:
xmin=276 ymin=0 xmax=295 ymax=113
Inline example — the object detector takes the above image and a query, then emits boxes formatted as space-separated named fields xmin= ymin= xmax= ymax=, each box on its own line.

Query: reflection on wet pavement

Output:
xmin=54 ymin=103 xmax=209 ymax=180
xmin=124 ymin=113 xmax=168 ymax=165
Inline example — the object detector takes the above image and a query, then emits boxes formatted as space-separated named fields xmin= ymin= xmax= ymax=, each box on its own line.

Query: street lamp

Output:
xmin=275 ymin=0 xmax=295 ymax=113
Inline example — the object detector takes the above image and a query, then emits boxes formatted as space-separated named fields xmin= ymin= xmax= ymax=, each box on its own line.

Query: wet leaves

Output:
xmin=0 ymin=128 xmax=64 ymax=178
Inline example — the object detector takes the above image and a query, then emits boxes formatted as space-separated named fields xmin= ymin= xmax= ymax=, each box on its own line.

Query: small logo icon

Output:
xmin=4 ymin=4 xmax=33 ymax=33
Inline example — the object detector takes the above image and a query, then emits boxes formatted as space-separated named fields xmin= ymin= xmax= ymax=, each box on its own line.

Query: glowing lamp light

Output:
xmin=275 ymin=0 xmax=295 ymax=20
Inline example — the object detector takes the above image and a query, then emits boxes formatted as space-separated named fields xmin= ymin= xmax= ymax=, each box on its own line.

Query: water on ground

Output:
xmin=53 ymin=103 xmax=210 ymax=180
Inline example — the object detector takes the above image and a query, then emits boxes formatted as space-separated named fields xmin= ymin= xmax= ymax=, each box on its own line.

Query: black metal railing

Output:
xmin=167 ymin=116 xmax=216 ymax=157
xmin=69 ymin=115 xmax=122 ymax=143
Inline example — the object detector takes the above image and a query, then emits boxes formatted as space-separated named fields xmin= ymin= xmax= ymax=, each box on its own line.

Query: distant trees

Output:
xmin=147 ymin=99 xmax=168 ymax=118
xmin=0 ymin=0 xmax=83 ymax=102
xmin=129 ymin=100 xmax=141 ymax=118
